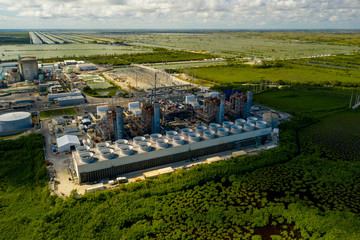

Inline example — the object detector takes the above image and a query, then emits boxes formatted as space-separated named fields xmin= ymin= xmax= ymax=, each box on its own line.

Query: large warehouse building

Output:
xmin=0 ymin=111 xmax=32 ymax=136
xmin=73 ymin=120 xmax=272 ymax=183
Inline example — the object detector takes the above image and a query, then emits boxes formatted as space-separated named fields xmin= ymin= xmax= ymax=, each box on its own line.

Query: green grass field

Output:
xmin=0 ymin=31 xmax=30 ymax=45
xmin=173 ymin=57 xmax=360 ymax=86
xmin=254 ymin=87 xmax=351 ymax=116
xmin=40 ymin=107 xmax=77 ymax=119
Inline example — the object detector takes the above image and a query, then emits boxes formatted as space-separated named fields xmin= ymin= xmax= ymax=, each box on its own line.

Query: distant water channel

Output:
xmin=0 ymin=44 xmax=151 ymax=61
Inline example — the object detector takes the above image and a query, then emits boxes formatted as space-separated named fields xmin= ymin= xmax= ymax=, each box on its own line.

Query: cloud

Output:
xmin=0 ymin=0 xmax=359 ymax=28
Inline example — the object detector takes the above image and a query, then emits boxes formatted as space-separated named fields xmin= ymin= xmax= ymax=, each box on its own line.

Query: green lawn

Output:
xmin=40 ymin=107 xmax=77 ymax=119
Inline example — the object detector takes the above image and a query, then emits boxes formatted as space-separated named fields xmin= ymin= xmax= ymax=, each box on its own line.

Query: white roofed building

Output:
xmin=56 ymin=135 xmax=80 ymax=152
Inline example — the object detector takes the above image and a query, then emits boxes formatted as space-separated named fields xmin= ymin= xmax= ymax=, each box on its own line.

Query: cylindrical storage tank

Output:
xmin=188 ymin=133 xmax=201 ymax=142
xmin=244 ymin=123 xmax=255 ymax=131
xmin=181 ymin=128 xmax=193 ymax=136
xmin=222 ymin=121 xmax=234 ymax=129
xmin=203 ymin=130 xmax=215 ymax=139
xmin=209 ymin=123 xmax=220 ymax=131
xmin=235 ymin=119 xmax=246 ymax=126
xmin=150 ymin=133 xmax=162 ymax=142
xmin=231 ymin=125 xmax=243 ymax=134
xmin=247 ymin=117 xmax=258 ymax=124
xmin=133 ymin=136 xmax=145 ymax=145
xmin=196 ymin=126 xmax=207 ymax=134
xmin=120 ymin=145 xmax=133 ymax=156
xmin=217 ymin=128 xmax=229 ymax=136
xmin=156 ymin=139 xmax=169 ymax=148
xmin=79 ymin=152 xmax=94 ymax=163
xmin=0 ymin=112 xmax=32 ymax=136
xmin=115 ymin=139 xmax=128 ymax=148
xmin=97 ymin=142 xmax=110 ymax=151
xmin=173 ymin=135 xmax=185 ymax=145
xmin=166 ymin=130 xmax=178 ymax=139
xmin=139 ymin=142 xmax=151 ymax=152
xmin=76 ymin=146 xmax=90 ymax=153
xmin=256 ymin=121 xmax=267 ymax=129
xmin=100 ymin=148 xmax=114 ymax=159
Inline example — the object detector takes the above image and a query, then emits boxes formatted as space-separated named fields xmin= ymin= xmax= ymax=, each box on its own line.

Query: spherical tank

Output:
xmin=0 ymin=112 xmax=32 ymax=136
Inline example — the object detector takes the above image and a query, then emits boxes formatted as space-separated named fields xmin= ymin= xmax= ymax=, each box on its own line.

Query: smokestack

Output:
xmin=152 ymin=102 xmax=161 ymax=134
xmin=217 ymin=94 xmax=225 ymax=124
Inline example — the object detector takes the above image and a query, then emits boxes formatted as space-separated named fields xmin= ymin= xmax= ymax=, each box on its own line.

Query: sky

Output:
xmin=0 ymin=0 xmax=359 ymax=29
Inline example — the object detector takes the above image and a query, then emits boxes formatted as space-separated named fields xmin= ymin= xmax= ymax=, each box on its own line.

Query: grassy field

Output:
xmin=40 ymin=107 xmax=77 ymax=119
xmin=254 ymin=86 xmax=360 ymax=161
xmin=172 ymin=56 xmax=360 ymax=87
xmin=0 ymin=31 xmax=30 ymax=45
xmin=254 ymin=87 xmax=351 ymax=116
xmin=118 ymin=32 xmax=360 ymax=58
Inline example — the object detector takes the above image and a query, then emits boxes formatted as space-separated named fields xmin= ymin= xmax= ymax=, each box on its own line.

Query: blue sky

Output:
xmin=0 ymin=0 xmax=359 ymax=29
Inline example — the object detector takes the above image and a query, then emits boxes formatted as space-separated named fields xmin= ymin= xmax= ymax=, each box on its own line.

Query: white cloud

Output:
xmin=0 ymin=0 xmax=359 ymax=28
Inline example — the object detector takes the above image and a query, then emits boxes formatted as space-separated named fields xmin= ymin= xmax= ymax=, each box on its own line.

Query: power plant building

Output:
xmin=73 ymin=121 xmax=272 ymax=183
xmin=0 ymin=112 xmax=32 ymax=136
xmin=48 ymin=90 xmax=82 ymax=101
xmin=76 ymin=63 xmax=97 ymax=71
xmin=57 ymin=95 xmax=85 ymax=106
xmin=18 ymin=56 xmax=38 ymax=81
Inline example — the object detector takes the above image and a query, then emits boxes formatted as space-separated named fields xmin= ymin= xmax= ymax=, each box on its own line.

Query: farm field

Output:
xmin=147 ymin=60 xmax=227 ymax=69
xmin=171 ymin=55 xmax=360 ymax=87
xmin=119 ymin=32 xmax=360 ymax=58
xmin=0 ymin=44 xmax=151 ymax=61
xmin=0 ymin=31 xmax=30 ymax=45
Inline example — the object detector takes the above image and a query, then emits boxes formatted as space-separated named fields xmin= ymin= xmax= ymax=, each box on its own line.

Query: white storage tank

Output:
xmin=231 ymin=125 xmax=243 ymax=134
xmin=244 ymin=123 xmax=255 ymax=131
xmin=115 ymin=139 xmax=128 ymax=148
xmin=247 ymin=117 xmax=258 ymax=124
xmin=181 ymin=128 xmax=193 ymax=136
xmin=76 ymin=146 xmax=90 ymax=153
xmin=150 ymin=133 xmax=162 ymax=142
xmin=133 ymin=136 xmax=145 ymax=145
xmin=188 ymin=133 xmax=201 ymax=142
xmin=0 ymin=112 xmax=32 ymax=136
xmin=172 ymin=135 xmax=185 ymax=145
xmin=256 ymin=121 xmax=267 ymax=129
xmin=235 ymin=119 xmax=246 ymax=126
xmin=120 ymin=145 xmax=133 ymax=156
xmin=209 ymin=123 xmax=220 ymax=131
xmin=196 ymin=126 xmax=207 ymax=134
xmin=100 ymin=148 xmax=115 ymax=159
xmin=97 ymin=142 xmax=110 ymax=151
xmin=156 ymin=139 xmax=169 ymax=148
xmin=166 ymin=131 xmax=178 ymax=139
xmin=217 ymin=128 xmax=229 ymax=136
xmin=79 ymin=152 xmax=94 ymax=163
xmin=139 ymin=142 xmax=152 ymax=152
xmin=203 ymin=130 xmax=215 ymax=139
xmin=222 ymin=121 xmax=234 ymax=129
